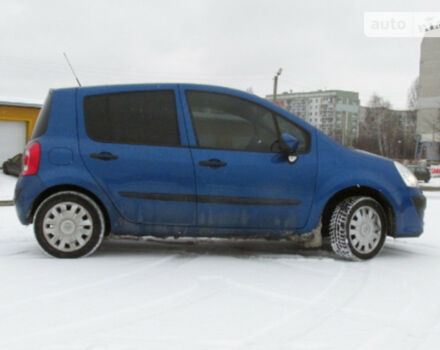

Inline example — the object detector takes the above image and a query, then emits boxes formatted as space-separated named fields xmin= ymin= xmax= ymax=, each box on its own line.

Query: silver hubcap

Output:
xmin=42 ymin=202 xmax=93 ymax=252
xmin=348 ymin=206 xmax=382 ymax=254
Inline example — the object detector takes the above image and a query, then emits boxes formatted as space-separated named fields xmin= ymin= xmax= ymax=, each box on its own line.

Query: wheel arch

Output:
xmin=29 ymin=184 xmax=111 ymax=235
xmin=321 ymin=186 xmax=395 ymax=237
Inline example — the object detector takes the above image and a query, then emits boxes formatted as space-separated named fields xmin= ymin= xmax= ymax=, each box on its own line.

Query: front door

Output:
xmin=182 ymin=88 xmax=317 ymax=230
xmin=77 ymin=86 xmax=196 ymax=226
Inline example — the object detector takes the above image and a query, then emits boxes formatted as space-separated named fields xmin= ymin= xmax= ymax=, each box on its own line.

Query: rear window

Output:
xmin=83 ymin=90 xmax=180 ymax=146
xmin=31 ymin=92 xmax=52 ymax=139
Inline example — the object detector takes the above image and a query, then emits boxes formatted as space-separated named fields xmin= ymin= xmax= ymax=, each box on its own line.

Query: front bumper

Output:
xmin=393 ymin=188 xmax=425 ymax=237
xmin=412 ymin=193 xmax=426 ymax=219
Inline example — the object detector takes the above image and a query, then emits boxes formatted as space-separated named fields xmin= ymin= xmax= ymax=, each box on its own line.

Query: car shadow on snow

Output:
xmin=93 ymin=236 xmax=428 ymax=261
xmin=96 ymin=237 xmax=342 ymax=260
xmin=380 ymin=238 xmax=440 ymax=259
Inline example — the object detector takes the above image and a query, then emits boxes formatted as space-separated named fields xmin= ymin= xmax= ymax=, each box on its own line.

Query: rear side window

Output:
xmin=186 ymin=90 xmax=310 ymax=154
xmin=31 ymin=92 xmax=52 ymax=139
xmin=83 ymin=90 xmax=180 ymax=146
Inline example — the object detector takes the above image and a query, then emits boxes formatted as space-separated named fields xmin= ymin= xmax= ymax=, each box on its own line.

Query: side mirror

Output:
xmin=280 ymin=133 xmax=299 ymax=164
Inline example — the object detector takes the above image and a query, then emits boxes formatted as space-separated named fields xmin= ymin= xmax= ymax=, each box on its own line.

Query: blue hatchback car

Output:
xmin=14 ymin=84 xmax=425 ymax=260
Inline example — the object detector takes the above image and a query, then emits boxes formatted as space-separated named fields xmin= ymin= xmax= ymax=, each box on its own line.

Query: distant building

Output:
xmin=416 ymin=27 xmax=440 ymax=161
xmin=267 ymin=90 xmax=360 ymax=146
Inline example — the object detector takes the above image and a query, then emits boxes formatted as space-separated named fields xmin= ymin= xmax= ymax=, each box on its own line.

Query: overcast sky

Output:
xmin=1 ymin=0 xmax=439 ymax=108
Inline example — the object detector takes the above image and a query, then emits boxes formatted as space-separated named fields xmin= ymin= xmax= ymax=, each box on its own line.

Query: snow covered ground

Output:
xmin=424 ymin=176 xmax=440 ymax=188
xmin=1 ymin=174 xmax=440 ymax=349
xmin=0 ymin=173 xmax=16 ymax=200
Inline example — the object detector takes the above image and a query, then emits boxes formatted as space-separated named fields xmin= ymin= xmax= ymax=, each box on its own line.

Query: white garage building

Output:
xmin=0 ymin=100 xmax=41 ymax=164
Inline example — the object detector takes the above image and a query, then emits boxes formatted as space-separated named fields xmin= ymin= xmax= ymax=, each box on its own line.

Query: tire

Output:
xmin=34 ymin=191 xmax=106 ymax=258
xmin=329 ymin=196 xmax=387 ymax=260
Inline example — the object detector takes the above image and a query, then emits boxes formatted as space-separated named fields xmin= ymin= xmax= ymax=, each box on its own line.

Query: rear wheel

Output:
xmin=329 ymin=196 xmax=386 ymax=260
xmin=34 ymin=191 xmax=105 ymax=258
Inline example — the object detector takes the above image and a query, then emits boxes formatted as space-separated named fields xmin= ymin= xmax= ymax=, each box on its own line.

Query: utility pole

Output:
xmin=273 ymin=68 xmax=282 ymax=103
xmin=341 ymin=113 xmax=346 ymax=146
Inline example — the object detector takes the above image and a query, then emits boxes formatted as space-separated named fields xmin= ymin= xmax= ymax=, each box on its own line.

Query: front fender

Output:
xmin=301 ymin=134 xmax=408 ymax=233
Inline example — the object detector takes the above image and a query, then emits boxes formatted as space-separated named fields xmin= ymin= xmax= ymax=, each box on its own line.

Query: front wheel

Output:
xmin=329 ymin=196 xmax=387 ymax=260
xmin=34 ymin=191 xmax=106 ymax=258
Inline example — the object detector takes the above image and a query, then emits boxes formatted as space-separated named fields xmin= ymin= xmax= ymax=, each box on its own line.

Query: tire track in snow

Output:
xmin=0 ymin=254 xmax=177 ymax=314
xmin=0 ymin=284 xmax=197 ymax=349
xmin=231 ymin=262 xmax=372 ymax=349
xmin=0 ymin=256 xmax=222 ymax=348
xmin=347 ymin=264 xmax=419 ymax=350
xmin=227 ymin=262 xmax=348 ymax=348
xmin=281 ymin=263 xmax=372 ymax=346
xmin=354 ymin=263 xmax=440 ymax=350
xmin=388 ymin=239 xmax=440 ymax=254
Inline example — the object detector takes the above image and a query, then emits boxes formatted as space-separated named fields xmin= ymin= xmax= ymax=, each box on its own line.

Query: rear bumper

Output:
xmin=14 ymin=175 xmax=46 ymax=225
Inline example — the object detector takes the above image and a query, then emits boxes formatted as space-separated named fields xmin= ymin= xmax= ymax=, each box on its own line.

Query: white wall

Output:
xmin=0 ymin=121 xmax=26 ymax=164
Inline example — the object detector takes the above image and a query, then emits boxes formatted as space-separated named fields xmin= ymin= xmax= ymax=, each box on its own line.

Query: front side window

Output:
xmin=187 ymin=91 xmax=310 ymax=154
xmin=276 ymin=115 xmax=310 ymax=154
xmin=84 ymin=90 xmax=180 ymax=146
xmin=186 ymin=91 xmax=278 ymax=152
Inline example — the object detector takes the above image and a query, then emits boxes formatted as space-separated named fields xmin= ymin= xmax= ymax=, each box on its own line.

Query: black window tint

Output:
xmin=84 ymin=90 xmax=180 ymax=146
xmin=276 ymin=115 xmax=310 ymax=154
xmin=187 ymin=91 xmax=278 ymax=152
xmin=31 ymin=92 xmax=52 ymax=139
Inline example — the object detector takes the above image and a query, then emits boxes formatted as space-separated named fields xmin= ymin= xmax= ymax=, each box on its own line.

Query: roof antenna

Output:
xmin=63 ymin=52 xmax=82 ymax=87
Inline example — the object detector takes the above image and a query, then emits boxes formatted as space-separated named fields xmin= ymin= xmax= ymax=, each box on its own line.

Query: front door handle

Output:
xmin=199 ymin=159 xmax=227 ymax=168
xmin=90 ymin=152 xmax=118 ymax=161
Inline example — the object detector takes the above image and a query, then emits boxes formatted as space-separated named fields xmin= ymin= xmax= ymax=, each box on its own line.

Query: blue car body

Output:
xmin=15 ymin=84 xmax=425 ymax=240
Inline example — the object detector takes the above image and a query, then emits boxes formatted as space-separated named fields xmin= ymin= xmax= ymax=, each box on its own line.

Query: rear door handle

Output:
xmin=199 ymin=159 xmax=227 ymax=168
xmin=90 ymin=152 xmax=118 ymax=161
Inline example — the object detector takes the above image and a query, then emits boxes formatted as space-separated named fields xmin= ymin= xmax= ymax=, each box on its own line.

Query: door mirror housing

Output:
xmin=281 ymin=133 xmax=299 ymax=152
xmin=280 ymin=133 xmax=299 ymax=164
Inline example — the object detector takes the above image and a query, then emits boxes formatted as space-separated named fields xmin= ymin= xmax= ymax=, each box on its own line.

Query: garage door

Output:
xmin=0 ymin=121 xmax=27 ymax=164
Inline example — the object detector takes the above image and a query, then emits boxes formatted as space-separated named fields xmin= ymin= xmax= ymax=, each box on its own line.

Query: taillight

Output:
xmin=22 ymin=142 xmax=41 ymax=176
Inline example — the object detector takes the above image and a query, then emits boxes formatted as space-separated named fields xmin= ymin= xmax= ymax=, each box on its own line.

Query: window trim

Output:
xmin=82 ymin=89 xmax=182 ymax=147
xmin=31 ymin=91 xmax=53 ymax=140
xmin=185 ymin=90 xmax=311 ymax=154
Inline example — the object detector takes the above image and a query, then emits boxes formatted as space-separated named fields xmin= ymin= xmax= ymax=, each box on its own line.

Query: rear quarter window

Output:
xmin=31 ymin=92 xmax=52 ymax=139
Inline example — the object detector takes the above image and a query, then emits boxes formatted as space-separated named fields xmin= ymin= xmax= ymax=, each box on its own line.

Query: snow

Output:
xmin=424 ymin=176 xmax=440 ymax=187
xmin=0 ymin=173 xmax=16 ymax=200
xmin=1 ymin=177 xmax=440 ymax=349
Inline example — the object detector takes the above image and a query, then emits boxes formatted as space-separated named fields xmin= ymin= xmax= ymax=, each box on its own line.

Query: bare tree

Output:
xmin=407 ymin=77 xmax=419 ymax=111
xmin=355 ymin=94 xmax=416 ymax=159
xmin=367 ymin=94 xmax=393 ymax=156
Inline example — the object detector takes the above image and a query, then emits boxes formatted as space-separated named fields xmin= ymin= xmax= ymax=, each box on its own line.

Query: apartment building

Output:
xmin=267 ymin=90 xmax=360 ymax=146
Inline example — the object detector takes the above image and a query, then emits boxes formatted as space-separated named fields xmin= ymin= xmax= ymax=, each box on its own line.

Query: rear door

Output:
xmin=77 ymin=86 xmax=196 ymax=226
